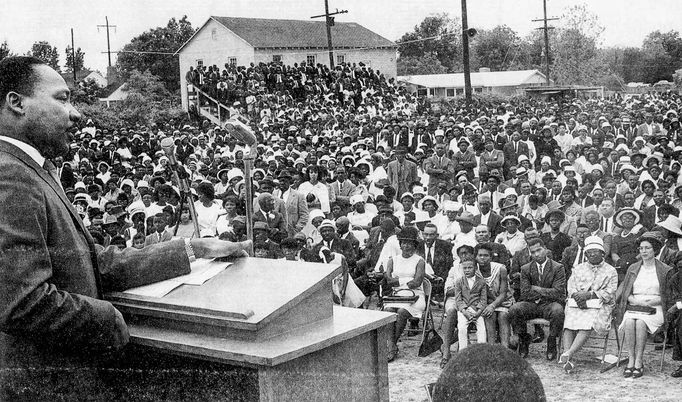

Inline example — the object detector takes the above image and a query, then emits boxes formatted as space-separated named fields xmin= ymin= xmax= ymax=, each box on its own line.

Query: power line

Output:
xmin=532 ymin=0 xmax=559 ymax=86
xmin=97 ymin=16 xmax=117 ymax=67
xmin=310 ymin=0 xmax=348 ymax=68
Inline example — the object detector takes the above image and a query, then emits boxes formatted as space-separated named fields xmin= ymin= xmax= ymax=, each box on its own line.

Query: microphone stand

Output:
xmin=243 ymin=145 xmax=255 ymax=248
xmin=171 ymin=164 xmax=200 ymax=239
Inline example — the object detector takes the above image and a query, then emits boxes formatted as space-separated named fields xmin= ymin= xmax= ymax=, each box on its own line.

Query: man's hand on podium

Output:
xmin=191 ymin=239 xmax=252 ymax=259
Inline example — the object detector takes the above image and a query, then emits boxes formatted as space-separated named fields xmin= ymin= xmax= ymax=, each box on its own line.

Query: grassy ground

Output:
xmin=385 ymin=306 xmax=680 ymax=402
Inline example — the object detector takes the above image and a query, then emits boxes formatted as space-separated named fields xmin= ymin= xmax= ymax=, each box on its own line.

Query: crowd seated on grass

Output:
xmin=50 ymin=59 xmax=682 ymax=378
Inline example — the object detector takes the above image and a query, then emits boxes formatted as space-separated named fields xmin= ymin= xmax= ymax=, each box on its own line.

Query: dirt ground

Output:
xmin=385 ymin=307 xmax=681 ymax=402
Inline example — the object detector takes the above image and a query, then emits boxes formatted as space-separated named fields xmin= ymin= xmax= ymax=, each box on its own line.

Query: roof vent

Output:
xmin=479 ymin=67 xmax=491 ymax=73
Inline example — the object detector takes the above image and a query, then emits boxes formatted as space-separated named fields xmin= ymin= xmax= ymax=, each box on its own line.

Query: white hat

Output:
xmin=350 ymin=194 xmax=365 ymax=205
xmin=503 ymin=187 xmax=518 ymax=198
xmin=541 ymin=156 xmax=552 ymax=165
xmin=136 ymin=180 xmax=149 ymax=189
xmin=442 ymin=200 xmax=461 ymax=212
xmin=318 ymin=219 xmax=336 ymax=230
xmin=584 ymin=236 xmax=605 ymax=252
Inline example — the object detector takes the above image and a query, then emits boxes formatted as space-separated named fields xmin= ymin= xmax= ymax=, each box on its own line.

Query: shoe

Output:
xmin=623 ymin=366 xmax=634 ymax=378
xmin=532 ymin=326 xmax=545 ymax=343
xmin=632 ymin=366 xmax=644 ymax=378
xmin=563 ymin=359 xmax=575 ymax=374
xmin=558 ymin=353 xmax=570 ymax=364
xmin=440 ymin=356 xmax=450 ymax=369
xmin=387 ymin=346 xmax=398 ymax=362
xmin=546 ymin=337 xmax=557 ymax=361
xmin=671 ymin=365 xmax=682 ymax=378
xmin=518 ymin=334 xmax=530 ymax=358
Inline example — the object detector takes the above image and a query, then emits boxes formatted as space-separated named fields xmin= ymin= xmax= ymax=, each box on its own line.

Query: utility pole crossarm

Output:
xmin=532 ymin=0 xmax=557 ymax=86
xmin=97 ymin=16 xmax=117 ymax=67
xmin=310 ymin=1 xmax=348 ymax=69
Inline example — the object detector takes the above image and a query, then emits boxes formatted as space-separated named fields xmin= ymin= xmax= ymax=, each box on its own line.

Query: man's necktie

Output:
xmin=578 ymin=248 xmax=584 ymax=264
xmin=426 ymin=247 xmax=433 ymax=267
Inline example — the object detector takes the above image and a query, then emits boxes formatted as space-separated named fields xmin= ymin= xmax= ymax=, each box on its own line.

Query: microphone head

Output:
xmin=224 ymin=116 xmax=257 ymax=147
xmin=160 ymin=137 xmax=176 ymax=154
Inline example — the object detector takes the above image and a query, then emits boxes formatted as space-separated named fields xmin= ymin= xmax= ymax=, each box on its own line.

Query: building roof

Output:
xmin=61 ymin=69 xmax=102 ymax=87
xmin=398 ymin=70 xmax=548 ymax=88
xmin=177 ymin=16 xmax=395 ymax=54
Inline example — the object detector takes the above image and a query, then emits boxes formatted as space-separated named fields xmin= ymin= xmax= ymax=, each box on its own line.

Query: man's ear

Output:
xmin=5 ymin=91 xmax=26 ymax=116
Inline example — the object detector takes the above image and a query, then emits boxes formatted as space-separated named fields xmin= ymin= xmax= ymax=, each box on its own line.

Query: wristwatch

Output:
xmin=184 ymin=238 xmax=196 ymax=263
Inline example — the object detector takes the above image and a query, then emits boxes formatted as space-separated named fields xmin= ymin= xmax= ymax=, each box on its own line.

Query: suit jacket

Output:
xmin=386 ymin=159 xmax=419 ymax=197
xmin=339 ymin=231 xmax=361 ymax=258
xmin=474 ymin=211 xmax=503 ymax=238
xmin=642 ymin=204 xmax=659 ymax=229
xmin=0 ymin=141 xmax=190 ymax=398
xmin=282 ymin=189 xmax=309 ymax=236
xmin=502 ymin=141 xmax=529 ymax=169
xmin=478 ymin=149 xmax=505 ymax=177
xmin=416 ymin=239 xmax=453 ymax=280
xmin=519 ymin=259 xmax=566 ymax=304
xmin=330 ymin=179 xmax=357 ymax=204
xmin=143 ymin=229 xmax=174 ymax=247
xmin=423 ymin=155 xmax=455 ymax=195
xmin=454 ymin=275 xmax=488 ymax=313
xmin=253 ymin=209 xmax=287 ymax=243
xmin=310 ymin=236 xmax=357 ymax=269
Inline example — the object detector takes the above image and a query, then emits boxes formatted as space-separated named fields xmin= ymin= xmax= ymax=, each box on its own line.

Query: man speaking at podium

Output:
xmin=0 ymin=57 xmax=251 ymax=399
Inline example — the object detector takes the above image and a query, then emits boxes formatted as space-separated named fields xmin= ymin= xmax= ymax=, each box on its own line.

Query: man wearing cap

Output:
xmin=386 ymin=145 xmax=418 ymax=198
xmin=424 ymin=143 xmax=455 ymax=196
xmin=0 ymin=57 xmax=252 ymax=398
xmin=508 ymin=238 xmax=566 ymax=360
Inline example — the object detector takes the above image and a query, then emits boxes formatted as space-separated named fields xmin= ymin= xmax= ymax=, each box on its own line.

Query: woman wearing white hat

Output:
xmin=559 ymin=236 xmax=618 ymax=373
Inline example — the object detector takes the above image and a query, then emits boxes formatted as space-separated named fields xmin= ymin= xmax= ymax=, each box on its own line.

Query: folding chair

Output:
xmin=517 ymin=318 xmax=563 ymax=361
xmin=617 ymin=321 xmax=668 ymax=371
xmin=381 ymin=278 xmax=434 ymax=343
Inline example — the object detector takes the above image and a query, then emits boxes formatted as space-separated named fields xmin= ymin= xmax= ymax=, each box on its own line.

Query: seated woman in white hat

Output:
xmin=559 ymin=236 xmax=618 ymax=373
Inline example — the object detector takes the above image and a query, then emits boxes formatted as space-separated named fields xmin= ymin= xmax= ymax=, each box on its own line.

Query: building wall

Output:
xmin=179 ymin=19 xmax=255 ymax=110
xmin=254 ymin=47 xmax=397 ymax=78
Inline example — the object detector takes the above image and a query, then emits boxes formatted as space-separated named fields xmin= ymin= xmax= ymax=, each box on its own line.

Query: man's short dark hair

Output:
xmin=0 ymin=56 xmax=45 ymax=106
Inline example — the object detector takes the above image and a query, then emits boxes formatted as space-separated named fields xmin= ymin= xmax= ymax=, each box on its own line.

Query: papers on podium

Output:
xmin=124 ymin=259 xmax=232 ymax=298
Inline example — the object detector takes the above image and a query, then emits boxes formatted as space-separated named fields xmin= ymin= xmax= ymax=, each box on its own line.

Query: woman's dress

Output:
xmin=383 ymin=254 xmax=426 ymax=318
xmin=619 ymin=265 xmax=665 ymax=333
xmin=564 ymin=261 xmax=618 ymax=335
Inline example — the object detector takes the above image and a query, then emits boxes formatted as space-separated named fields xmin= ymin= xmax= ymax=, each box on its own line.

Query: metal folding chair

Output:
xmin=617 ymin=321 xmax=668 ymax=371
xmin=516 ymin=318 xmax=563 ymax=361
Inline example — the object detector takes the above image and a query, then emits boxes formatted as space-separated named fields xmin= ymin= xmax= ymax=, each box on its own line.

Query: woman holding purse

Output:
xmin=615 ymin=232 xmax=673 ymax=378
xmin=559 ymin=236 xmax=618 ymax=373
xmin=383 ymin=226 xmax=426 ymax=362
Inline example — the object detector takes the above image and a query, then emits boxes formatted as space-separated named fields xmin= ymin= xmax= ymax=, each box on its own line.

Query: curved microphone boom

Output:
xmin=223 ymin=115 xmax=257 ymax=147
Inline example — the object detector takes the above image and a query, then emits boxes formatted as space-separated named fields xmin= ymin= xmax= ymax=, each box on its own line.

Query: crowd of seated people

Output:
xmin=50 ymin=58 xmax=682 ymax=378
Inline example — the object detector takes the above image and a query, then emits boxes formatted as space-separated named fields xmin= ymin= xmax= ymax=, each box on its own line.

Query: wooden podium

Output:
xmin=105 ymin=257 xmax=395 ymax=401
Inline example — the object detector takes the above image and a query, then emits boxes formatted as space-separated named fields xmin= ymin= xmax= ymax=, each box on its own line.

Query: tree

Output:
xmin=397 ymin=13 xmax=462 ymax=72
xmin=397 ymin=52 xmax=448 ymax=76
xmin=471 ymin=25 xmax=526 ymax=71
xmin=65 ymin=46 xmax=85 ymax=73
xmin=27 ymin=41 xmax=60 ymax=71
xmin=640 ymin=30 xmax=682 ymax=83
xmin=72 ymin=78 xmax=103 ymax=105
xmin=116 ymin=16 xmax=196 ymax=92
xmin=551 ymin=4 xmax=606 ymax=85
xmin=0 ymin=41 xmax=15 ymax=62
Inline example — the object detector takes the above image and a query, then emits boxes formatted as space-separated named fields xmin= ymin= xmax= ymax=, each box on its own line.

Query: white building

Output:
xmin=398 ymin=69 xmax=550 ymax=98
xmin=176 ymin=16 xmax=397 ymax=111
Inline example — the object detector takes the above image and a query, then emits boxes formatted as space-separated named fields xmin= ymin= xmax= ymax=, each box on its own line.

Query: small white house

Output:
xmin=176 ymin=16 xmax=397 ymax=111
xmin=398 ymin=69 xmax=550 ymax=98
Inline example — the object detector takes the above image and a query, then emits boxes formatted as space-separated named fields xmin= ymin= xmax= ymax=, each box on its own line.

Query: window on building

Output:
xmin=429 ymin=88 xmax=435 ymax=96
xmin=456 ymin=88 xmax=464 ymax=96
xmin=336 ymin=54 xmax=345 ymax=64
xmin=474 ymin=87 xmax=483 ymax=93
xmin=211 ymin=28 xmax=218 ymax=41
xmin=196 ymin=59 xmax=203 ymax=67
xmin=228 ymin=57 xmax=237 ymax=66
xmin=306 ymin=55 xmax=316 ymax=65
xmin=446 ymin=88 xmax=455 ymax=97
xmin=273 ymin=55 xmax=282 ymax=63
xmin=417 ymin=88 xmax=427 ymax=97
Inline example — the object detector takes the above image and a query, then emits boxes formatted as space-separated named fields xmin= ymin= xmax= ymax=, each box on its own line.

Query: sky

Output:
xmin=2 ymin=0 xmax=680 ymax=74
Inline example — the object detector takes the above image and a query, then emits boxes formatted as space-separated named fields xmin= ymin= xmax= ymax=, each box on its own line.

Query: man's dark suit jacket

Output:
xmin=0 ymin=141 xmax=190 ymax=398
xmin=519 ymin=259 xmax=566 ymax=304
xmin=561 ymin=244 xmax=581 ymax=281
xmin=416 ymin=239 xmax=453 ymax=280
xmin=253 ymin=209 xmax=287 ymax=243
xmin=502 ymin=141 xmax=530 ymax=169
xmin=474 ymin=212 xmax=503 ymax=238
xmin=310 ymin=236 xmax=357 ymax=269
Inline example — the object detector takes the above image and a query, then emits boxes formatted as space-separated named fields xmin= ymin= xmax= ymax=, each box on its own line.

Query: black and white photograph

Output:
xmin=1 ymin=0 xmax=681 ymax=400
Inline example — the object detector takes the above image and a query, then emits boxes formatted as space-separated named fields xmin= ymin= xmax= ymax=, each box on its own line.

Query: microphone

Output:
xmin=224 ymin=115 xmax=257 ymax=147
xmin=160 ymin=137 xmax=189 ymax=192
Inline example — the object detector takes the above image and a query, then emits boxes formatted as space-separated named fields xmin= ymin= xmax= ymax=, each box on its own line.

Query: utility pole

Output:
xmin=310 ymin=1 xmax=347 ymax=69
xmin=532 ymin=0 xmax=558 ymax=86
xmin=461 ymin=0 xmax=472 ymax=105
xmin=70 ymin=28 xmax=77 ymax=83
xmin=97 ymin=16 xmax=117 ymax=67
